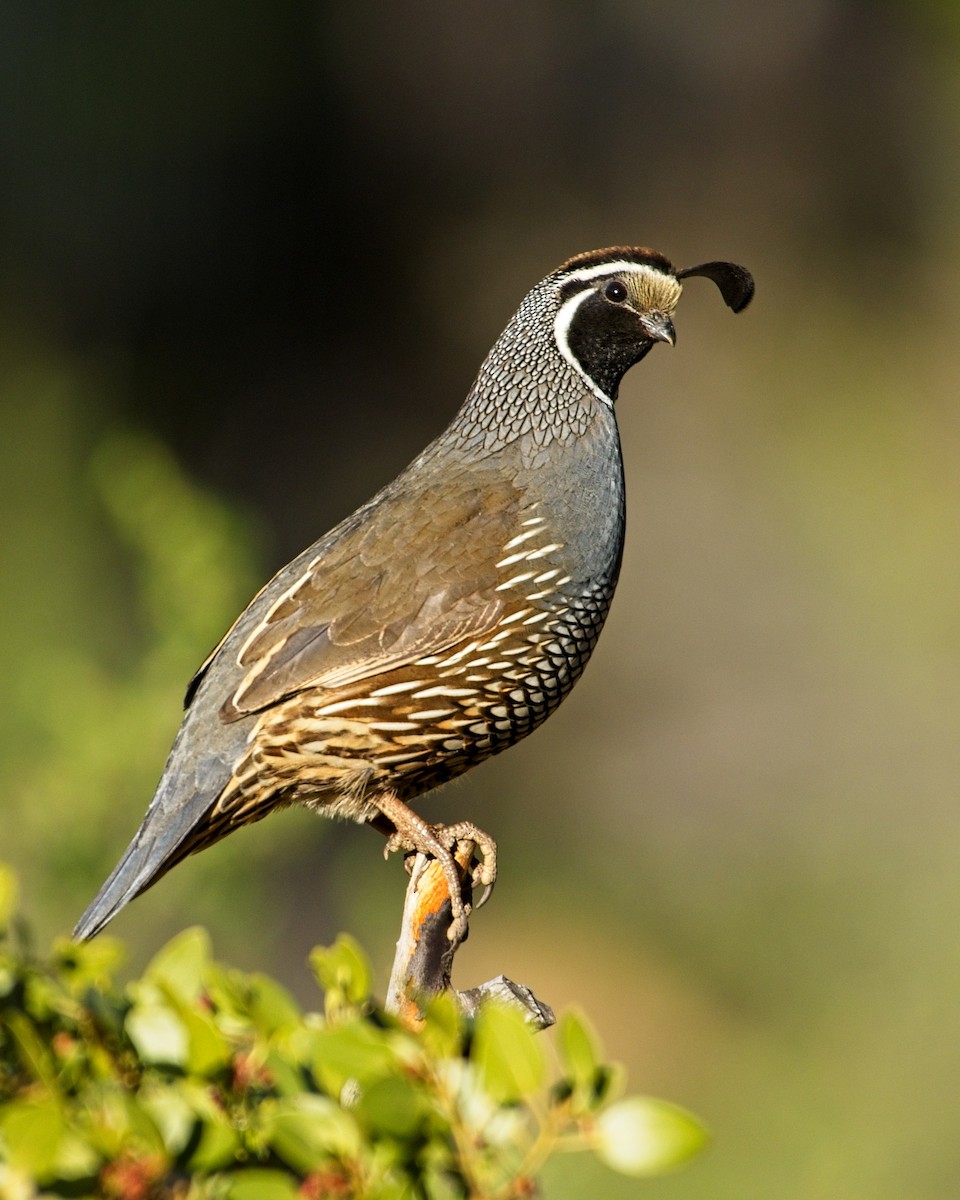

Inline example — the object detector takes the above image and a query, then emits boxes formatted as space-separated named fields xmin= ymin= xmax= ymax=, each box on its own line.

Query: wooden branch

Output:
xmin=385 ymin=844 xmax=473 ymax=1025
xmin=385 ymin=843 xmax=555 ymax=1031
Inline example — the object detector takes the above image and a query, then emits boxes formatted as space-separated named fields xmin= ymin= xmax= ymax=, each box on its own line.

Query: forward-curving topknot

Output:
xmin=677 ymin=261 xmax=755 ymax=313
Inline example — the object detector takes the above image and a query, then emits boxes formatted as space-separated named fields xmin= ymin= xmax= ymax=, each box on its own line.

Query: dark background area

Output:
xmin=4 ymin=4 xmax=960 ymax=1196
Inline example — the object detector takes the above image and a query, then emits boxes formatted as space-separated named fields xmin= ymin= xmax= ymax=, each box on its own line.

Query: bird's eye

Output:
xmin=604 ymin=280 xmax=628 ymax=303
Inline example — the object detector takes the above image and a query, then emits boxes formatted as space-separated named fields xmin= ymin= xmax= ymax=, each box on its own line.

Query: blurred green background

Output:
xmin=4 ymin=3 xmax=960 ymax=1196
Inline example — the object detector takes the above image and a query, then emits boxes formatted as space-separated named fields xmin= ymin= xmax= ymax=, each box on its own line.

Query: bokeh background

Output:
xmin=4 ymin=3 xmax=960 ymax=1196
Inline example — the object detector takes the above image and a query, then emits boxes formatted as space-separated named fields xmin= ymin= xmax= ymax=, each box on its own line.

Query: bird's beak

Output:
xmin=640 ymin=312 xmax=676 ymax=346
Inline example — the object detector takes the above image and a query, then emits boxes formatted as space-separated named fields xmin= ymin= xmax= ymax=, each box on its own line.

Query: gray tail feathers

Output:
xmin=72 ymin=830 xmax=171 ymax=940
xmin=73 ymin=668 xmax=251 ymax=940
xmin=72 ymin=742 xmax=228 ymax=940
xmin=72 ymin=781 xmax=219 ymax=939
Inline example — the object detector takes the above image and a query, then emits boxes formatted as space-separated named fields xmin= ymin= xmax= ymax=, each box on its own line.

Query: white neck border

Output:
xmin=552 ymin=261 xmax=674 ymax=406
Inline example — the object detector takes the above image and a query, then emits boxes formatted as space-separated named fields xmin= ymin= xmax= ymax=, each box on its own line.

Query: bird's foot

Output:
xmin=377 ymin=795 xmax=497 ymax=941
xmin=430 ymin=821 xmax=497 ymax=910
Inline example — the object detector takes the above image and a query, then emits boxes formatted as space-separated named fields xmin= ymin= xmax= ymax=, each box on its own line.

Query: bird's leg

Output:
xmin=374 ymin=793 xmax=497 ymax=941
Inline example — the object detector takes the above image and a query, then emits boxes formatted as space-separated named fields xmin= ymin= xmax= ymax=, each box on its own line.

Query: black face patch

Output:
xmin=563 ymin=289 xmax=658 ymax=399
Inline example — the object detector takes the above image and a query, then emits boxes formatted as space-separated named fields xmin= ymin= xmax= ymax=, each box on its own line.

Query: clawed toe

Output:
xmin=375 ymin=795 xmax=497 ymax=940
xmin=444 ymin=822 xmax=497 ymax=904
xmin=430 ymin=821 xmax=498 ymax=918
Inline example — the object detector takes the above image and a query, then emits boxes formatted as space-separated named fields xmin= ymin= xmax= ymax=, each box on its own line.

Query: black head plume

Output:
xmin=677 ymin=261 xmax=755 ymax=314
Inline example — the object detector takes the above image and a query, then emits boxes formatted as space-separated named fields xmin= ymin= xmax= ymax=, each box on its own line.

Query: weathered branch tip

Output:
xmin=385 ymin=846 xmax=554 ymax=1031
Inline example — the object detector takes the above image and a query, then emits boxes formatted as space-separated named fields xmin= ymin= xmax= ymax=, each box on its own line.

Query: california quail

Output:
xmin=74 ymin=247 xmax=753 ymax=942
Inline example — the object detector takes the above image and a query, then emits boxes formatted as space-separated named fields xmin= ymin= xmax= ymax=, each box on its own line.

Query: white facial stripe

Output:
xmin=554 ymin=259 xmax=680 ymax=402
xmin=562 ymin=260 xmax=671 ymax=287
xmin=554 ymin=288 xmax=612 ymax=404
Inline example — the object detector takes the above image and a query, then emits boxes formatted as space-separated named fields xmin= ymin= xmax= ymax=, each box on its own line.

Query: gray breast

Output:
xmin=414 ymin=398 xmax=626 ymax=767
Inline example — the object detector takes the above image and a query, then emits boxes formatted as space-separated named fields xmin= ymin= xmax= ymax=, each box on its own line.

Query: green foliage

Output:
xmin=0 ymin=368 xmax=269 ymax=950
xmin=0 ymin=869 xmax=706 ymax=1198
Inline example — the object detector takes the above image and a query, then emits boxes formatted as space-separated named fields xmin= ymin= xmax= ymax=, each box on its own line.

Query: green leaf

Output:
xmin=420 ymin=991 xmax=464 ymax=1058
xmin=23 ymin=972 xmax=65 ymax=1023
xmin=53 ymin=934 xmax=125 ymax=989
xmin=143 ymin=926 xmax=211 ymax=1003
xmin=310 ymin=1021 xmax=397 ymax=1093
xmin=355 ymin=1075 xmax=428 ymax=1140
xmin=0 ymin=1095 xmax=65 ymax=1179
xmin=556 ymin=1008 xmax=601 ymax=1091
xmin=53 ymin=1130 xmax=102 ymax=1180
xmin=138 ymin=1083 xmax=197 ymax=1156
xmin=309 ymin=935 xmax=372 ymax=1010
xmin=473 ymin=1003 xmax=545 ymax=1104
xmin=265 ymin=1095 xmax=361 ymax=1173
xmin=0 ymin=963 xmax=16 ymax=999
xmin=82 ymin=1089 xmax=168 ymax=1159
xmin=246 ymin=972 xmax=302 ymax=1035
xmin=185 ymin=1118 xmax=242 ymax=1172
xmin=181 ymin=1004 xmax=230 ymax=1075
xmin=0 ymin=863 xmax=19 ymax=933
xmin=3 ymin=1010 xmax=58 ymax=1090
xmin=125 ymin=1002 xmax=189 ymax=1066
xmin=593 ymin=1096 xmax=709 ymax=1176
xmin=225 ymin=1168 xmax=300 ymax=1200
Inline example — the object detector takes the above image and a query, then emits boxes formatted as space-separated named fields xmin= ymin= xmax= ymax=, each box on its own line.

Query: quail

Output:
xmin=74 ymin=247 xmax=753 ymax=943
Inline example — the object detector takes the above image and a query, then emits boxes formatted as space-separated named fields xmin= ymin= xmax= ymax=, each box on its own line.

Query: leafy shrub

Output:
xmin=0 ymin=865 xmax=706 ymax=1198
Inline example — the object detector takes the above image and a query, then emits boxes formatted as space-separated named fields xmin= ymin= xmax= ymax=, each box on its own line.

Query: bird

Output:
xmin=74 ymin=246 xmax=753 ymax=943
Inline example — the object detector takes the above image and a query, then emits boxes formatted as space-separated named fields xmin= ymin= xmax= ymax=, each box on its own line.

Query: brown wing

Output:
xmin=221 ymin=467 xmax=528 ymax=720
